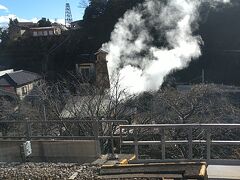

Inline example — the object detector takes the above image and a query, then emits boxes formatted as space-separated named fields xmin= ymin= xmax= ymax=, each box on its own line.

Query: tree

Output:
xmin=132 ymin=84 xmax=240 ymax=159
xmin=25 ymin=73 xmax=136 ymax=153
xmin=37 ymin=18 xmax=52 ymax=27
xmin=83 ymin=0 xmax=108 ymax=20
xmin=0 ymin=28 xmax=9 ymax=45
xmin=9 ymin=18 xmax=18 ymax=26
xmin=133 ymin=84 xmax=239 ymax=125
xmin=0 ymin=96 xmax=20 ymax=136
xmin=79 ymin=0 xmax=90 ymax=9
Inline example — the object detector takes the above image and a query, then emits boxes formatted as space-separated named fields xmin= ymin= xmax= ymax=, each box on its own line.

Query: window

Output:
xmin=44 ymin=31 xmax=48 ymax=36
xmin=22 ymin=87 xmax=27 ymax=95
xmin=80 ymin=66 xmax=91 ymax=80
xmin=38 ymin=31 xmax=43 ymax=36
xmin=49 ymin=31 xmax=53 ymax=35
xmin=33 ymin=31 xmax=37 ymax=36
xmin=76 ymin=63 xmax=95 ymax=83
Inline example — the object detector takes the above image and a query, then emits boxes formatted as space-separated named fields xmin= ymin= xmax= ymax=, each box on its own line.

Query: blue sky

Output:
xmin=0 ymin=0 xmax=86 ymax=27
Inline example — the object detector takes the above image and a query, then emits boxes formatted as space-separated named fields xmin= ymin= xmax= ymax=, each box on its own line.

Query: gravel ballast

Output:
xmin=0 ymin=162 xmax=99 ymax=180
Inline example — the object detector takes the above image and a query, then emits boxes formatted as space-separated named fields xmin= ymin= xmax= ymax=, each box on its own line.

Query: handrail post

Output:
xmin=120 ymin=126 xmax=122 ymax=154
xmin=161 ymin=128 xmax=165 ymax=160
xmin=206 ymin=128 xmax=211 ymax=161
xmin=93 ymin=120 xmax=101 ymax=157
xmin=188 ymin=127 xmax=193 ymax=160
xmin=134 ymin=127 xmax=139 ymax=160
xmin=93 ymin=120 xmax=99 ymax=140
xmin=110 ymin=122 xmax=114 ymax=156
xmin=25 ymin=120 xmax=31 ymax=141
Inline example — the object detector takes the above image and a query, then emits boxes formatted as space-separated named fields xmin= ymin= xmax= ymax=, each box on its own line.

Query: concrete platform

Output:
xmin=208 ymin=165 xmax=240 ymax=179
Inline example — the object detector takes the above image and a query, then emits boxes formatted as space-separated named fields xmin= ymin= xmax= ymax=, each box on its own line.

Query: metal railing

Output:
xmin=119 ymin=124 xmax=240 ymax=165
xmin=0 ymin=119 xmax=128 ymax=155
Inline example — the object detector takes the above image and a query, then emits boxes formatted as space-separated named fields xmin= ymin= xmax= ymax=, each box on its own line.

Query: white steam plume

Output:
xmin=103 ymin=0 xmax=230 ymax=94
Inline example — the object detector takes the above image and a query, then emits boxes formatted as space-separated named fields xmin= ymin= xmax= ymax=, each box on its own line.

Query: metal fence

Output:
xmin=0 ymin=120 xmax=128 ymax=140
xmin=2 ymin=122 xmax=240 ymax=164
xmin=119 ymin=124 xmax=240 ymax=165
xmin=0 ymin=119 xmax=128 ymax=154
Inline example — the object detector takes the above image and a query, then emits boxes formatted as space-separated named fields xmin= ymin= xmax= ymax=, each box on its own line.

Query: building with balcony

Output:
xmin=30 ymin=26 xmax=61 ymax=37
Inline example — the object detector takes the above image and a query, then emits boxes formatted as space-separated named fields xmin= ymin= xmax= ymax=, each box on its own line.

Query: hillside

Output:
xmin=0 ymin=0 xmax=240 ymax=85
xmin=170 ymin=0 xmax=240 ymax=85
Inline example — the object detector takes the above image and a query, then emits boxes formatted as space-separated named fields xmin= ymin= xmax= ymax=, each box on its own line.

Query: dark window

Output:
xmin=81 ymin=68 xmax=90 ymax=79
xmin=22 ymin=87 xmax=27 ymax=95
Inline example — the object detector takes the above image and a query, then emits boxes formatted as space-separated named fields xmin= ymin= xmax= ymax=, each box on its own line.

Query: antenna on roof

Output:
xmin=65 ymin=2 xmax=73 ymax=28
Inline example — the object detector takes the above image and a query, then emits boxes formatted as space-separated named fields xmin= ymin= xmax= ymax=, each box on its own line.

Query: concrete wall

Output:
xmin=0 ymin=140 xmax=100 ymax=163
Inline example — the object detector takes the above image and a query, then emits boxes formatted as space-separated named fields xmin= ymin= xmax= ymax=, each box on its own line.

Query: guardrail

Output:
xmin=119 ymin=124 xmax=240 ymax=165
xmin=0 ymin=119 xmax=128 ymax=155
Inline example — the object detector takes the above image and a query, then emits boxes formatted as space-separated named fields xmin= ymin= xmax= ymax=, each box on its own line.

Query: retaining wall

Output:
xmin=0 ymin=140 xmax=100 ymax=163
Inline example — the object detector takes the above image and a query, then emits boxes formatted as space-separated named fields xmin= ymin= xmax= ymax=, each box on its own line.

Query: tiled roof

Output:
xmin=0 ymin=78 xmax=10 ymax=86
xmin=30 ymin=27 xmax=55 ymax=30
xmin=8 ymin=70 xmax=41 ymax=86
xmin=95 ymin=48 xmax=108 ymax=55
xmin=18 ymin=22 xmax=37 ymax=28
xmin=0 ymin=70 xmax=41 ymax=87
xmin=75 ymin=54 xmax=96 ymax=64
xmin=76 ymin=49 xmax=108 ymax=64
xmin=71 ymin=20 xmax=83 ymax=24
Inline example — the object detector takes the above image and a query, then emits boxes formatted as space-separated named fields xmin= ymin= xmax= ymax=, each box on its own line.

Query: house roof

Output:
xmin=61 ymin=95 xmax=111 ymax=118
xmin=75 ymin=53 xmax=97 ymax=64
xmin=30 ymin=27 xmax=56 ymax=30
xmin=0 ymin=69 xmax=14 ymax=77
xmin=52 ymin=23 xmax=68 ymax=30
xmin=95 ymin=48 xmax=108 ymax=55
xmin=76 ymin=49 xmax=108 ymax=64
xmin=18 ymin=22 xmax=37 ymax=28
xmin=0 ymin=78 xmax=11 ymax=86
xmin=0 ymin=70 xmax=41 ymax=87
xmin=71 ymin=20 xmax=83 ymax=24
